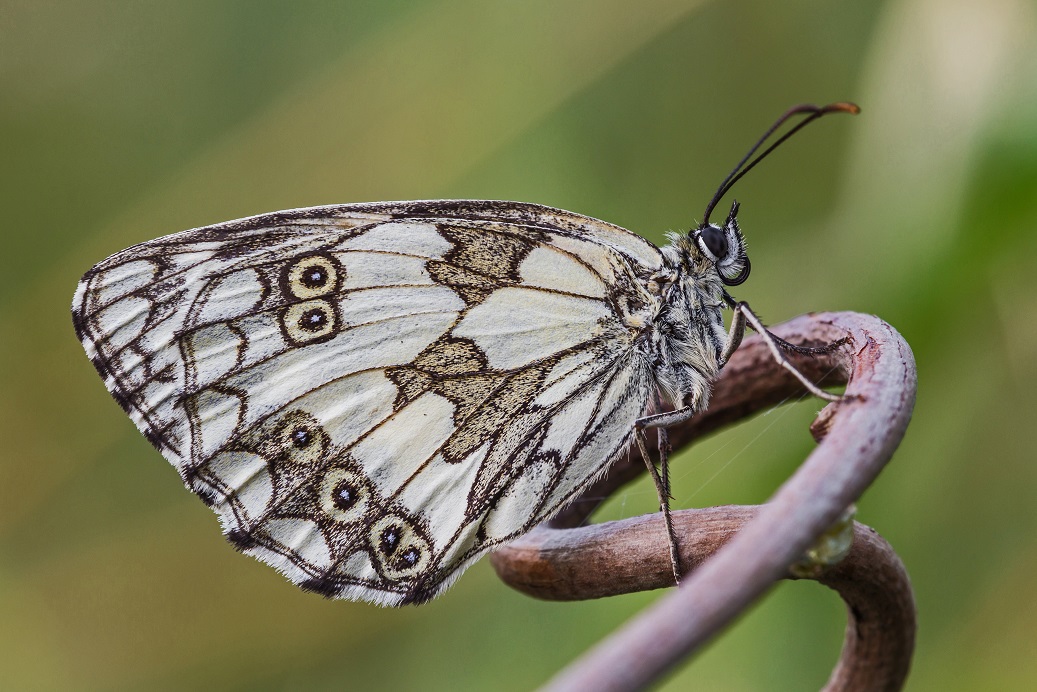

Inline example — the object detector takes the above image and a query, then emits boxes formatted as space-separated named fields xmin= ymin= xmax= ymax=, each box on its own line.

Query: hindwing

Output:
xmin=73 ymin=201 xmax=664 ymax=605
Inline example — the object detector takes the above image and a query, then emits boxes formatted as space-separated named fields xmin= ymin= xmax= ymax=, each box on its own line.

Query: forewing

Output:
xmin=73 ymin=201 xmax=663 ymax=605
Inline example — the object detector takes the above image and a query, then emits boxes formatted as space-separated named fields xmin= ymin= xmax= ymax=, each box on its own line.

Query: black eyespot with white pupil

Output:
xmin=368 ymin=516 xmax=429 ymax=578
xmin=284 ymin=254 xmax=340 ymax=300
xmin=332 ymin=480 xmax=358 ymax=511
xmin=697 ymin=225 xmax=728 ymax=261
xmin=280 ymin=298 xmax=337 ymax=345
xmin=299 ymin=307 xmax=329 ymax=332
xmin=300 ymin=265 xmax=327 ymax=289
xmin=290 ymin=426 xmax=312 ymax=448
xmin=380 ymin=526 xmax=401 ymax=555
xmin=398 ymin=547 xmax=421 ymax=568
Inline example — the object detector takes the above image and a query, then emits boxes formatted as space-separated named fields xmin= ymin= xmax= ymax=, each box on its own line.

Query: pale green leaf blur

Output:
xmin=3 ymin=0 xmax=1036 ymax=689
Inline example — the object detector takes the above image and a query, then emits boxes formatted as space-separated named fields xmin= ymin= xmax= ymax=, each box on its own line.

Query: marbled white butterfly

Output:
xmin=72 ymin=103 xmax=857 ymax=605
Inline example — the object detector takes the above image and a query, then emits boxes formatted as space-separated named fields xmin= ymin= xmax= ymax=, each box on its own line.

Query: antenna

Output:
xmin=700 ymin=102 xmax=860 ymax=226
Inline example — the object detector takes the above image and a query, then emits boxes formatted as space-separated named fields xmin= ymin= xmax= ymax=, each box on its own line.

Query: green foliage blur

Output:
xmin=3 ymin=1 xmax=1036 ymax=689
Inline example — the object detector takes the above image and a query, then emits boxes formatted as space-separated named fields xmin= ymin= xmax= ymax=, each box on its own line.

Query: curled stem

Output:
xmin=490 ymin=311 xmax=917 ymax=692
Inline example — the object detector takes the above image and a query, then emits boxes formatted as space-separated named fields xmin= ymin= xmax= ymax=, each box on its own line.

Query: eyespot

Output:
xmin=301 ymin=266 xmax=328 ymax=289
xmin=280 ymin=298 xmax=337 ymax=344
xmin=285 ymin=254 xmax=340 ymax=299
xmin=393 ymin=546 xmax=424 ymax=573
xmin=368 ymin=515 xmax=431 ymax=579
xmin=332 ymin=481 xmax=358 ymax=510
xmin=299 ymin=307 xmax=329 ymax=332
xmin=380 ymin=525 xmax=401 ymax=554
xmin=290 ymin=427 xmax=313 ymax=448
xmin=696 ymin=225 xmax=728 ymax=261
xmin=319 ymin=466 xmax=371 ymax=522
xmin=268 ymin=410 xmax=329 ymax=466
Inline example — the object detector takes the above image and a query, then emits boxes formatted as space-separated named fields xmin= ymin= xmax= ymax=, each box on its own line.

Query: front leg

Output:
xmin=636 ymin=405 xmax=698 ymax=430
xmin=728 ymin=300 xmax=842 ymax=402
xmin=720 ymin=301 xmax=747 ymax=366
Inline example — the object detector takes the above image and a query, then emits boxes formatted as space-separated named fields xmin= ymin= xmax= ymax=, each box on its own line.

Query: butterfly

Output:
xmin=72 ymin=103 xmax=857 ymax=606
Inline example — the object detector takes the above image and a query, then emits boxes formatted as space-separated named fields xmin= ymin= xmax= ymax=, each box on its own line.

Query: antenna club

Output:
xmin=821 ymin=102 xmax=860 ymax=115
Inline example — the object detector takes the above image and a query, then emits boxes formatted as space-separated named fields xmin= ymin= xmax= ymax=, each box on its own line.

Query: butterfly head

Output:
xmin=690 ymin=102 xmax=859 ymax=289
xmin=691 ymin=200 xmax=750 ymax=286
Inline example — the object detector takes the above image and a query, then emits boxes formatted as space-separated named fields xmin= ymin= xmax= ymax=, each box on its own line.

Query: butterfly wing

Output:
xmin=73 ymin=201 xmax=663 ymax=605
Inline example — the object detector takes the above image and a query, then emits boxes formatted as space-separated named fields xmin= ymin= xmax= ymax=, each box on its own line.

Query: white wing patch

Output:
xmin=205 ymin=450 xmax=272 ymax=523
xmin=534 ymin=349 xmax=605 ymax=407
xmin=194 ymin=268 xmax=265 ymax=324
xmin=354 ymin=392 xmax=458 ymax=493
xmin=91 ymin=296 xmax=151 ymax=351
xmin=72 ymin=200 xmax=664 ymax=605
xmin=396 ymin=446 xmax=488 ymax=553
xmin=295 ymin=371 xmax=398 ymax=448
xmin=453 ymin=288 xmax=613 ymax=370
xmin=91 ymin=260 xmax=159 ymax=310
xmin=518 ymin=245 xmax=607 ymax=298
xmin=339 ymin=286 xmax=463 ymax=327
xmin=337 ymin=222 xmax=452 ymax=258
xmin=339 ymin=252 xmax=436 ymax=289
xmin=540 ymin=377 xmax=609 ymax=459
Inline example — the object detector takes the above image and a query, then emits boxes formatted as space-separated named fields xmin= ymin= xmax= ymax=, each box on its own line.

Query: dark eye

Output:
xmin=697 ymin=225 xmax=728 ymax=260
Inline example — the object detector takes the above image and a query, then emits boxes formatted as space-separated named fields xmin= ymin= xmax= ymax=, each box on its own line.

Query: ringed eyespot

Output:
xmin=285 ymin=254 xmax=340 ymax=300
xmin=280 ymin=299 xmax=337 ymax=344
xmin=318 ymin=467 xmax=371 ymax=523
xmin=260 ymin=410 xmax=329 ymax=467
xmin=369 ymin=515 xmax=431 ymax=579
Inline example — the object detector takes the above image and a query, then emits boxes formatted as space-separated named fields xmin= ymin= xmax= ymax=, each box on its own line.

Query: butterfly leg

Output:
xmin=634 ymin=427 xmax=682 ymax=585
xmin=635 ymin=397 xmax=701 ymax=585
xmin=719 ymin=299 xmax=747 ymax=366
xmin=657 ymin=424 xmax=672 ymax=499
xmin=725 ymin=300 xmax=842 ymax=402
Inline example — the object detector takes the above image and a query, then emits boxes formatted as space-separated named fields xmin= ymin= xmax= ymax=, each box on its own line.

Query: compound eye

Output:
xmin=697 ymin=225 xmax=728 ymax=261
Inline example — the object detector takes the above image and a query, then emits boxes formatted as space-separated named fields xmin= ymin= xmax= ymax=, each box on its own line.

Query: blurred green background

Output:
xmin=3 ymin=0 xmax=1036 ymax=689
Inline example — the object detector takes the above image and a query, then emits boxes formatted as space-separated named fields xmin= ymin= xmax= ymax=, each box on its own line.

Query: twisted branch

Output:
xmin=490 ymin=311 xmax=917 ymax=691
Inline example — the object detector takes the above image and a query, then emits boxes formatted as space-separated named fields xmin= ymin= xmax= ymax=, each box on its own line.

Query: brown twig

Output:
xmin=490 ymin=311 xmax=917 ymax=691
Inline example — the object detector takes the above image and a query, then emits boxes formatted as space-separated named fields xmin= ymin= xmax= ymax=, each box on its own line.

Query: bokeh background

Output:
xmin=3 ymin=1 xmax=1036 ymax=689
